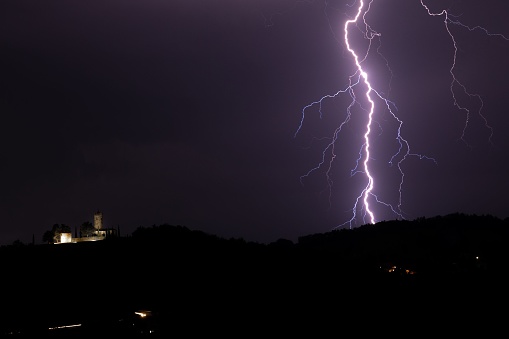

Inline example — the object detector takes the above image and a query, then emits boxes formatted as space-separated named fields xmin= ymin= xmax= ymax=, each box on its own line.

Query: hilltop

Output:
xmin=2 ymin=212 xmax=509 ymax=335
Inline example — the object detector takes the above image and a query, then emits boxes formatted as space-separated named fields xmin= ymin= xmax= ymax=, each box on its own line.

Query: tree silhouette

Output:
xmin=42 ymin=224 xmax=72 ymax=244
xmin=80 ymin=221 xmax=95 ymax=237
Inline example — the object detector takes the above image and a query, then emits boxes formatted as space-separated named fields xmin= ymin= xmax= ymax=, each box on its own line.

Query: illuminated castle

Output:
xmin=58 ymin=210 xmax=118 ymax=244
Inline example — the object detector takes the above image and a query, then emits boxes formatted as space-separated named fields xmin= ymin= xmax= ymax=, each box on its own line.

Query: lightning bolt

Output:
xmin=290 ymin=0 xmax=508 ymax=230
xmin=419 ymin=1 xmax=509 ymax=147
xmin=343 ymin=0 xmax=376 ymax=224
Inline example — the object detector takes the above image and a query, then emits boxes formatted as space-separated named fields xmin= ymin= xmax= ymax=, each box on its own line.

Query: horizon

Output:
xmin=4 ymin=211 xmax=509 ymax=247
xmin=2 ymin=1 xmax=508 ymax=247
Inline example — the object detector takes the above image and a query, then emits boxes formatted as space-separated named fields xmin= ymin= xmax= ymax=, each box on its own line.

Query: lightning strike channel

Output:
xmin=290 ymin=0 xmax=508 ymax=231
xmin=296 ymin=0 xmax=434 ymax=229
xmin=419 ymin=0 xmax=509 ymax=147
xmin=344 ymin=0 xmax=375 ymax=224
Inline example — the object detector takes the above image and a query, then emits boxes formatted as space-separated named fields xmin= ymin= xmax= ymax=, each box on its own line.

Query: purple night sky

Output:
xmin=1 ymin=0 xmax=508 ymax=245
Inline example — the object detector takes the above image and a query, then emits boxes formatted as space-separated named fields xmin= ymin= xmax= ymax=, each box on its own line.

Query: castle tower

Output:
xmin=94 ymin=211 xmax=103 ymax=230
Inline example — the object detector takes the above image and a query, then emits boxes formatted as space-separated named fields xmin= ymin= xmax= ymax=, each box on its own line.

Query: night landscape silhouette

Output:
xmin=2 ymin=213 xmax=509 ymax=335
xmin=2 ymin=1 xmax=509 ymax=335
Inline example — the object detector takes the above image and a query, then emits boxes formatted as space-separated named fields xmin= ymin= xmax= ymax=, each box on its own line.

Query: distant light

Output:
xmin=48 ymin=324 xmax=82 ymax=330
xmin=135 ymin=310 xmax=152 ymax=318
xmin=60 ymin=233 xmax=72 ymax=243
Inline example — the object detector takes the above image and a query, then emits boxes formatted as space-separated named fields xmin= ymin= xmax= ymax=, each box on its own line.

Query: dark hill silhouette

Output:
xmin=2 ymin=213 xmax=509 ymax=335
xmin=297 ymin=212 xmax=509 ymax=273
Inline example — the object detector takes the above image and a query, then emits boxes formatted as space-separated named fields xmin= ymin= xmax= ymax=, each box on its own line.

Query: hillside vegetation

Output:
xmin=2 ymin=212 xmax=508 ymax=335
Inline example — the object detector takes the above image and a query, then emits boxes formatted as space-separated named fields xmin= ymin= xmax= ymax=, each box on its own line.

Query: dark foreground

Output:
xmin=2 ymin=215 xmax=509 ymax=336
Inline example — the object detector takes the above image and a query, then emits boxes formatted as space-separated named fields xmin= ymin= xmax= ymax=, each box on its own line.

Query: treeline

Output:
xmin=3 ymin=212 xmax=509 ymax=276
xmin=0 ymin=213 xmax=509 ymax=273
xmin=296 ymin=213 xmax=509 ymax=273
xmin=2 ymin=213 xmax=509 ymax=335
xmin=127 ymin=213 xmax=509 ymax=275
